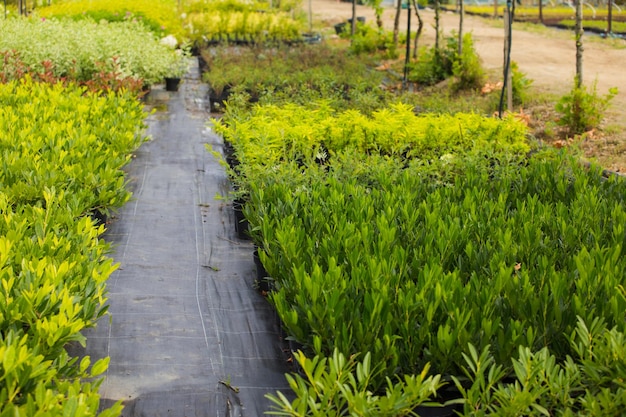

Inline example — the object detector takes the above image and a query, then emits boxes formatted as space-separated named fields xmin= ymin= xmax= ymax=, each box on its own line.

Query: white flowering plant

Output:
xmin=0 ymin=17 xmax=183 ymax=86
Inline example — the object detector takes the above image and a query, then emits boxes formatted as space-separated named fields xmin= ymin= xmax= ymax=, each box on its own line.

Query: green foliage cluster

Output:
xmin=266 ymin=349 xmax=444 ymax=416
xmin=186 ymin=0 xmax=301 ymax=14
xmin=215 ymin=100 xmax=626 ymax=413
xmin=203 ymin=45 xmax=388 ymax=113
xmin=348 ymin=24 xmax=399 ymax=59
xmin=186 ymin=10 xmax=303 ymax=45
xmin=216 ymin=102 xmax=528 ymax=173
xmin=38 ymin=0 xmax=185 ymax=41
xmin=452 ymin=317 xmax=626 ymax=415
xmin=555 ymin=81 xmax=618 ymax=135
xmin=464 ymin=5 xmax=623 ymax=20
xmin=0 ymin=50 xmax=147 ymax=95
xmin=451 ymin=34 xmax=484 ymax=92
xmin=0 ymin=17 xmax=185 ymax=86
xmin=0 ymin=78 xmax=146 ymax=416
xmin=409 ymin=33 xmax=483 ymax=90
xmin=510 ymin=61 xmax=533 ymax=107
xmin=271 ymin=317 xmax=626 ymax=415
xmin=558 ymin=19 xmax=626 ymax=33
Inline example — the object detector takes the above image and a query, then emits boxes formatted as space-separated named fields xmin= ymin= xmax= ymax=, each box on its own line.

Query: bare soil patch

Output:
xmin=311 ymin=0 xmax=626 ymax=171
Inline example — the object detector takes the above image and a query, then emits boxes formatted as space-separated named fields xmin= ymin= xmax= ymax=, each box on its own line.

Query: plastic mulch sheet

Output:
xmin=80 ymin=59 xmax=292 ymax=417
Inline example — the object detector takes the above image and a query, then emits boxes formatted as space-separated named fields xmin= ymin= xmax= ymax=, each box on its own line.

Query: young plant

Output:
xmin=450 ymin=33 xmax=484 ymax=92
xmin=555 ymin=80 xmax=618 ymax=135
xmin=265 ymin=349 xmax=444 ymax=416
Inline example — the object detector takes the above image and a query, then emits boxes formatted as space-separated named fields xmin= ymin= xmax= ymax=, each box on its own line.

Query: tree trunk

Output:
xmin=458 ymin=0 xmax=464 ymax=56
xmin=352 ymin=0 xmax=357 ymax=36
xmin=539 ymin=0 xmax=543 ymax=23
xmin=403 ymin=0 xmax=411 ymax=89
xmin=393 ymin=0 xmax=402 ymax=48
xmin=498 ymin=1 xmax=514 ymax=117
xmin=575 ymin=0 xmax=584 ymax=88
xmin=608 ymin=0 xmax=613 ymax=35
xmin=434 ymin=0 xmax=440 ymax=51
xmin=411 ymin=0 xmax=424 ymax=59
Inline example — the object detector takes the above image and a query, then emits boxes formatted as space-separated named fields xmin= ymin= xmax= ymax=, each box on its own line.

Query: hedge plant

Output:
xmin=202 ymin=45 xmax=388 ymax=113
xmin=0 ymin=78 xmax=146 ymax=416
xmin=186 ymin=10 xmax=303 ymax=46
xmin=213 ymin=101 xmax=626 ymax=413
xmin=38 ymin=0 xmax=185 ymax=41
xmin=0 ymin=17 xmax=184 ymax=86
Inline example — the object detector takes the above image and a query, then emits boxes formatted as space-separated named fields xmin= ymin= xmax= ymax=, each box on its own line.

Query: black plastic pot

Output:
xmin=208 ymin=86 xmax=231 ymax=112
xmin=413 ymin=403 xmax=462 ymax=417
xmin=347 ymin=16 xmax=366 ymax=24
xmin=165 ymin=77 xmax=181 ymax=92
xmin=253 ymin=247 xmax=273 ymax=292
xmin=197 ymin=54 xmax=209 ymax=75
xmin=413 ymin=385 xmax=464 ymax=417
xmin=334 ymin=22 xmax=347 ymax=35
xmin=232 ymin=198 xmax=250 ymax=240
xmin=302 ymin=32 xmax=322 ymax=44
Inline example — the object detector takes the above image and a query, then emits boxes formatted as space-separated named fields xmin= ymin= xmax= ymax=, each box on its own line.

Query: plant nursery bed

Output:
xmin=216 ymin=97 xmax=626 ymax=414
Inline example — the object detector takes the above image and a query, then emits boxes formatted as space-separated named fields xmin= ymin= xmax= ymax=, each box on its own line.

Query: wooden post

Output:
xmin=458 ymin=0 xmax=464 ymax=56
xmin=403 ymin=0 xmax=411 ymax=91
xmin=608 ymin=0 xmax=613 ymax=35
xmin=504 ymin=12 xmax=512 ymax=111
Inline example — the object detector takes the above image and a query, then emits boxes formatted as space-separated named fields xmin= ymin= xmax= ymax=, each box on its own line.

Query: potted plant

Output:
xmin=164 ymin=54 xmax=189 ymax=91
xmin=162 ymin=36 xmax=190 ymax=91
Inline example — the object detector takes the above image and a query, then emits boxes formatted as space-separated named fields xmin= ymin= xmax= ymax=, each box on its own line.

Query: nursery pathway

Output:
xmin=81 ymin=59 xmax=291 ymax=417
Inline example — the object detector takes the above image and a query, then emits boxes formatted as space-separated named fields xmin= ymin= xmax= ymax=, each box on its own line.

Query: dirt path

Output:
xmin=312 ymin=0 xmax=624 ymax=101
xmin=311 ymin=0 xmax=626 ymax=169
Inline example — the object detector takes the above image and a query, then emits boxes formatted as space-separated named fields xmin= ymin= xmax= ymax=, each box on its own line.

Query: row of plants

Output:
xmin=202 ymin=44 xmax=389 ymax=112
xmin=558 ymin=18 xmax=626 ymax=33
xmin=268 ymin=318 xmax=626 ymax=415
xmin=186 ymin=10 xmax=304 ymax=46
xmin=0 ymin=16 xmax=187 ymax=89
xmin=0 ymin=78 xmax=146 ymax=416
xmin=214 ymin=99 xmax=626 ymax=413
xmin=464 ymin=5 xmax=625 ymax=22
xmin=37 ymin=0 xmax=186 ymax=41
xmin=186 ymin=0 xmax=301 ymax=15
xmin=38 ymin=0 xmax=306 ymax=47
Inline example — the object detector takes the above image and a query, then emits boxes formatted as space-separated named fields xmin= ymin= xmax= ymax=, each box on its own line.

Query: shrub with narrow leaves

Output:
xmin=0 ymin=79 xmax=146 ymax=416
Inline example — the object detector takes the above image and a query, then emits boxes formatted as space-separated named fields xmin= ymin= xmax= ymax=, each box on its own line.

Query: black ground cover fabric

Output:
xmin=80 ymin=59 xmax=292 ymax=417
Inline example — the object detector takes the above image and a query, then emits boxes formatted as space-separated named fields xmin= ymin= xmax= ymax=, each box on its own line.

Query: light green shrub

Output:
xmin=0 ymin=17 xmax=183 ymax=85
xmin=0 ymin=78 xmax=145 ymax=416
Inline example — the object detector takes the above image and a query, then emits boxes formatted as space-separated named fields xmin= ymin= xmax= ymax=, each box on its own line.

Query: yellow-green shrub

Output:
xmin=38 ymin=0 xmax=185 ymax=41
xmin=0 ymin=78 xmax=145 ymax=416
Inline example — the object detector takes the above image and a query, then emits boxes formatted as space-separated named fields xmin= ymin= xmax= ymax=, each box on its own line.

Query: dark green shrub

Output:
xmin=408 ymin=33 xmax=458 ymax=86
xmin=450 ymin=33 xmax=484 ymax=92
xmin=555 ymin=81 xmax=618 ymax=135
xmin=348 ymin=24 xmax=398 ymax=59
xmin=510 ymin=61 xmax=533 ymax=106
